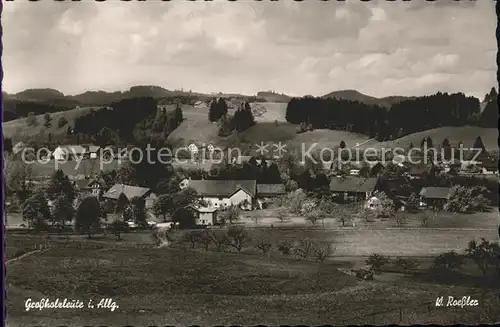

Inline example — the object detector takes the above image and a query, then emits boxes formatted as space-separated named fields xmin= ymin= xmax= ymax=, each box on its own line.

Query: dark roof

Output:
xmin=103 ymin=184 xmax=151 ymax=200
xmin=329 ymin=177 xmax=378 ymax=193
xmin=73 ymin=177 xmax=107 ymax=190
xmin=257 ymin=184 xmax=286 ymax=196
xmin=187 ymin=180 xmax=257 ymax=197
xmin=419 ymin=187 xmax=451 ymax=199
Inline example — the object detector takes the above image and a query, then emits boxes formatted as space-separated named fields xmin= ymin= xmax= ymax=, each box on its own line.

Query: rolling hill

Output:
xmin=376 ymin=126 xmax=499 ymax=151
xmin=256 ymin=91 xmax=291 ymax=103
xmin=2 ymin=106 xmax=103 ymax=142
xmin=322 ymin=90 xmax=414 ymax=108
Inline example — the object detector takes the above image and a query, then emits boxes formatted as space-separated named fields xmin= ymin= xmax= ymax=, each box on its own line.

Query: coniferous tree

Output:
xmin=208 ymin=98 xmax=220 ymax=122
xmin=472 ymin=136 xmax=485 ymax=152
xmin=46 ymin=169 xmax=76 ymax=202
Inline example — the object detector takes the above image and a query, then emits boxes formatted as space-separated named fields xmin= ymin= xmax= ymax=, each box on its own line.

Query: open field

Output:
xmin=242 ymin=209 xmax=500 ymax=230
xmin=250 ymin=102 xmax=288 ymax=122
xmin=376 ymin=126 xmax=498 ymax=151
xmin=2 ymin=106 xmax=103 ymax=142
xmin=6 ymin=232 xmax=500 ymax=325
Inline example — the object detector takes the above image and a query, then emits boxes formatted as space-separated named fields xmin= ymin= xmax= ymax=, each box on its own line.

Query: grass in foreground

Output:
xmin=6 ymin=231 xmax=500 ymax=325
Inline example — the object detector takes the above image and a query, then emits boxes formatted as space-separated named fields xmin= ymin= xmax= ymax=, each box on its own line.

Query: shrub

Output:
xmin=444 ymin=186 xmax=490 ymax=213
xmin=277 ymin=241 xmax=294 ymax=256
xmin=209 ymin=230 xmax=230 ymax=252
xmin=293 ymin=238 xmax=315 ymax=258
xmin=395 ymin=257 xmax=419 ymax=276
xmin=57 ymin=116 xmax=69 ymax=128
xmin=419 ymin=214 xmax=430 ymax=227
xmin=254 ymin=240 xmax=272 ymax=254
xmin=366 ymin=254 xmax=390 ymax=274
xmin=314 ymin=242 xmax=335 ymax=263
xmin=226 ymin=225 xmax=250 ymax=252
xmin=432 ymin=251 xmax=464 ymax=273
xmin=395 ymin=214 xmax=407 ymax=227
xmin=183 ymin=231 xmax=201 ymax=248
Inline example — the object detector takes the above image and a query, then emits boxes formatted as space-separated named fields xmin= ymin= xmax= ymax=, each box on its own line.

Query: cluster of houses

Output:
xmin=68 ymin=174 xmax=287 ymax=226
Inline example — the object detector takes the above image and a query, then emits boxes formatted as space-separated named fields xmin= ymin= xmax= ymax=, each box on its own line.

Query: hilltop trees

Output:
xmin=233 ymin=102 xmax=256 ymax=132
xmin=209 ymin=97 xmax=228 ymax=122
xmin=285 ymin=92 xmax=480 ymax=140
xmin=74 ymin=97 xmax=157 ymax=142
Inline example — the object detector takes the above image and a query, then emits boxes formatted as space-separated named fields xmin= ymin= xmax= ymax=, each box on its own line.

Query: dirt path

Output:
xmin=6 ymin=249 xmax=45 ymax=265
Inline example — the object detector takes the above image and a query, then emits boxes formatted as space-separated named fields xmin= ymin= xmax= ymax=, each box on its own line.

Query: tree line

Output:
xmin=209 ymin=98 xmax=256 ymax=136
xmin=285 ymin=91 xmax=494 ymax=141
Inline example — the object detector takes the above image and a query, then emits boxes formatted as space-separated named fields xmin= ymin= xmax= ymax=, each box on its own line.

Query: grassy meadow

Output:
xmin=6 ymin=228 xmax=500 ymax=326
xmin=3 ymin=106 xmax=103 ymax=142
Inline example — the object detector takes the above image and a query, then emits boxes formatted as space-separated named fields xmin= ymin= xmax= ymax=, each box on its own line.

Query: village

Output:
xmin=5 ymin=137 xmax=498 ymax=231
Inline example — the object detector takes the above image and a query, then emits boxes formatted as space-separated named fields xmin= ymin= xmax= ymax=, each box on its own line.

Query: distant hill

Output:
xmin=256 ymin=91 xmax=291 ymax=103
xmin=13 ymin=88 xmax=66 ymax=102
xmin=322 ymin=89 xmax=414 ymax=108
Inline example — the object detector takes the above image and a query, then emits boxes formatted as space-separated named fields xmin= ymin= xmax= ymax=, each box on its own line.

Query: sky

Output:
xmin=2 ymin=0 xmax=497 ymax=99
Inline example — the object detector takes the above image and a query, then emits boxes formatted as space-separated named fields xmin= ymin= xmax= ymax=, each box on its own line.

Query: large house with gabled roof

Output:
xmin=185 ymin=179 xmax=256 ymax=210
xmin=329 ymin=176 xmax=378 ymax=203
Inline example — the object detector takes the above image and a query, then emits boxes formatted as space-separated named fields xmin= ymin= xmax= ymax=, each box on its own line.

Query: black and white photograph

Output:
xmin=2 ymin=0 xmax=500 ymax=325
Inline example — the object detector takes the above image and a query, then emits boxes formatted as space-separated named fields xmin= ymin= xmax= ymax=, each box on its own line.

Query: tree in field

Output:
xmin=172 ymin=187 xmax=199 ymax=211
xmin=110 ymin=219 xmax=128 ymax=241
xmin=339 ymin=140 xmax=346 ymax=149
xmin=51 ymin=194 xmax=75 ymax=232
xmin=366 ymin=254 xmax=390 ymax=274
xmin=57 ymin=116 xmax=68 ymax=128
xmin=46 ymin=169 xmax=76 ymax=202
xmin=406 ymin=193 xmax=420 ymax=211
xmin=173 ymin=104 xmax=184 ymax=126
xmin=22 ymin=191 xmax=51 ymax=231
xmin=426 ymin=136 xmax=434 ymax=148
xmin=26 ymin=112 xmax=37 ymax=126
xmin=313 ymin=242 xmax=335 ymax=263
xmin=472 ymin=136 xmax=486 ymax=152
xmin=218 ymin=98 xmax=228 ymax=117
xmin=465 ymin=238 xmax=500 ymax=277
xmin=172 ymin=207 xmax=196 ymax=229
xmin=5 ymin=157 xmax=33 ymax=200
xmin=369 ymin=191 xmax=396 ymax=218
xmin=441 ymin=138 xmax=452 ymax=160
xmin=432 ymin=251 xmax=464 ymax=274
xmin=43 ymin=113 xmax=52 ymax=129
xmin=75 ymin=196 xmax=101 ymax=239
xmin=221 ymin=205 xmax=240 ymax=224
xmin=209 ymin=98 xmax=222 ymax=122
xmin=226 ymin=225 xmax=249 ymax=252
xmin=130 ymin=196 xmax=147 ymax=227
xmin=153 ymin=194 xmax=173 ymax=222
xmin=115 ymin=193 xmax=130 ymax=215
xmin=395 ymin=257 xmax=419 ymax=276
xmin=444 ymin=185 xmax=490 ymax=213
xmin=420 ymin=137 xmax=426 ymax=148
